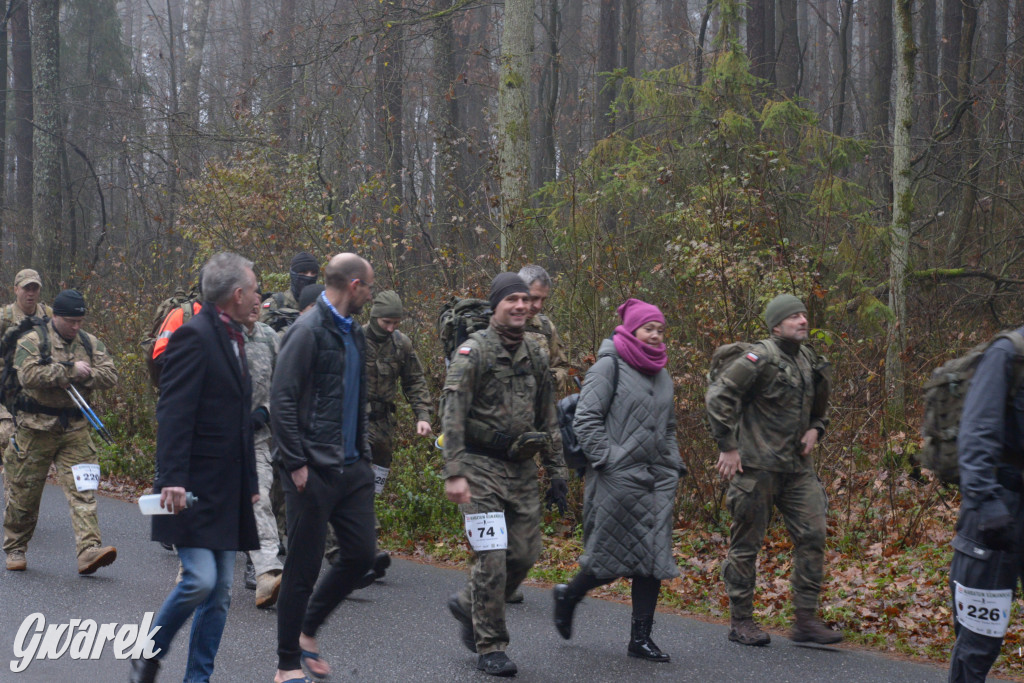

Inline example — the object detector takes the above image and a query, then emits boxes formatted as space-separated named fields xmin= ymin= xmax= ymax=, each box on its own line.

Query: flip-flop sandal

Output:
xmin=300 ymin=650 xmax=331 ymax=683
xmin=279 ymin=677 xmax=310 ymax=683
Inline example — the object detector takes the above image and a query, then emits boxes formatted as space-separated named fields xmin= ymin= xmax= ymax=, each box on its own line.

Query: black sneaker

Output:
xmin=373 ymin=550 xmax=391 ymax=579
xmin=477 ymin=652 xmax=517 ymax=677
xmin=447 ymin=593 xmax=477 ymax=652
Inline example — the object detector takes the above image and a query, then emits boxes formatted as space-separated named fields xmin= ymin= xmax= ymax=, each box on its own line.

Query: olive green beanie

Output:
xmin=370 ymin=290 xmax=404 ymax=319
xmin=764 ymin=294 xmax=807 ymax=331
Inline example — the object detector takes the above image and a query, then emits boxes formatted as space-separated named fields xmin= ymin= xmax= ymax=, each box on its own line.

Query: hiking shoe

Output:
xmin=78 ymin=545 xmax=117 ymax=575
xmin=506 ymin=589 xmax=524 ymax=604
xmin=728 ymin=617 xmax=771 ymax=646
xmin=255 ymin=570 xmax=282 ymax=609
xmin=791 ymin=608 xmax=843 ymax=644
xmin=6 ymin=550 xmax=26 ymax=571
xmin=448 ymin=593 xmax=477 ymax=652
xmin=477 ymin=651 xmax=518 ymax=677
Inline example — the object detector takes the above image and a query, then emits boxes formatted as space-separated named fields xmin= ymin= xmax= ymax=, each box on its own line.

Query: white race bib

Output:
xmin=464 ymin=512 xmax=508 ymax=552
xmin=954 ymin=582 xmax=1013 ymax=638
xmin=372 ymin=465 xmax=390 ymax=495
xmin=71 ymin=463 xmax=101 ymax=492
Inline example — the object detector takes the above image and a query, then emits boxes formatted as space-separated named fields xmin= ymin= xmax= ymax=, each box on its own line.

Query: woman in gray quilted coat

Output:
xmin=552 ymin=298 xmax=685 ymax=662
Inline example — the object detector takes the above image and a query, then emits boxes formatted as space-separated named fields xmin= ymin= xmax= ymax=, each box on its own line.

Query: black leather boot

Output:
xmin=244 ymin=556 xmax=256 ymax=590
xmin=553 ymin=584 xmax=583 ymax=640
xmin=128 ymin=657 xmax=160 ymax=683
xmin=627 ymin=616 xmax=670 ymax=662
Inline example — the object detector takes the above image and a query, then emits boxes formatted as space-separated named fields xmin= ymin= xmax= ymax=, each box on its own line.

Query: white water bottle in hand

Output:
xmin=138 ymin=492 xmax=198 ymax=515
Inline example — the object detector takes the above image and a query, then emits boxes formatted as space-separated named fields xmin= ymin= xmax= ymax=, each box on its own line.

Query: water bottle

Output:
xmin=138 ymin=492 xmax=198 ymax=515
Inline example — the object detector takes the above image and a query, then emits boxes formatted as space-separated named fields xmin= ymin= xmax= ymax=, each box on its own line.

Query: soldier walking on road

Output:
xmin=443 ymin=273 xmax=567 ymax=677
xmin=0 ymin=269 xmax=53 ymax=445
xmin=2 ymin=289 xmax=119 ymax=574
xmin=705 ymin=294 xmax=841 ymax=647
xmin=518 ymin=265 xmax=570 ymax=394
xmin=244 ymin=300 xmax=284 ymax=608
xmin=947 ymin=324 xmax=1024 ymax=682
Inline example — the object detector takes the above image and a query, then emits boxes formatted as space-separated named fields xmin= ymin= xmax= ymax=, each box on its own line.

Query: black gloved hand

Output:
xmin=979 ymin=513 xmax=1016 ymax=551
xmin=250 ymin=406 xmax=270 ymax=430
xmin=545 ymin=478 xmax=569 ymax=515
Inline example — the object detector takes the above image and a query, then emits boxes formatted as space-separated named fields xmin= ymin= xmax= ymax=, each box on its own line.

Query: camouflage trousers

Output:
xmin=453 ymin=456 xmax=542 ymax=655
xmin=249 ymin=438 xmax=283 ymax=576
xmin=2 ymin=426 xmax=102 ymax=557
xmin=722 ymin=467 xmax=828 ymax=619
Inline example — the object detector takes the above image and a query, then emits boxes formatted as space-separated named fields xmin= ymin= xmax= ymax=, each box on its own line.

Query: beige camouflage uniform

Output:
xmin=245 ymin=320 xmax=283 ymax=577
xmin=366 ymin=327 xmax=432 ymax=470
xmin=523 ymin=313 xmax=570 ymax=394
xmin=705 ymin=335 xmax=831 ymax=619
xmin=2 ymin=320 xmax=118 ymax=558
xmin=443 ymin=328 xmax=566 ymax=655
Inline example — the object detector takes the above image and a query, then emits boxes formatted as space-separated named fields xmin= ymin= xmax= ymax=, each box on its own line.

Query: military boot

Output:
xmin=627 ymin=616 xmax=670 ymax=662
xmin=6 ymin=550 xmax=26 ymax=571
xmin=476 ymin=651 xmax=518 ymax=677
xmin=791 ymin=608 xmax=843 ymax=644
xmin=77 ymin=545 xmax=117 ymax=575
xmin=447 ymin=593 xmax=477 ymax=652
xmin=244 ymin=556 xmax=257 ymax=590
xmin=728 ymin=617 xmax=771 ymax=646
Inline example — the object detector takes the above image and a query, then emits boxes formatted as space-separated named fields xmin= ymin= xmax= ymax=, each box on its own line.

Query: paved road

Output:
xmin=0 ymin=484 xmax=964 ymax=682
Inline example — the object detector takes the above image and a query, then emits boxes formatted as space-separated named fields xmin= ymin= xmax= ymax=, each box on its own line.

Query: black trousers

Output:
xmin=276 ymin=459 xmax=375 ymax=671
xmin=948 ymin=482 xmax=1024 ymax=683
xmin=566 ymin=570 xmax=661 ymax=619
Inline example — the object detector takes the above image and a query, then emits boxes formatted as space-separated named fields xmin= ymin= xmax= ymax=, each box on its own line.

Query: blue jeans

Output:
xmin=151 ymin=547 xmax=235 ymax=683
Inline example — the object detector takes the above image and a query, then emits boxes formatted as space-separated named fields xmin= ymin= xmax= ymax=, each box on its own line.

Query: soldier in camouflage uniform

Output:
xmin=0 ymin=269 xmax=53 ymax=445
xmin=443 ymin=273 xmax=567 ymax=677
xmin=245 ymin=303 xmax=284 ymax=607
xmin=2 ymin=290 xmax=119 ymax=574
xmin=518 ymin=265 xmax=570 ymax=394
xmin=260 ymin=251 xmax=319 ymax=331
xmin=705 ymin=294 xmax=841 ymax=646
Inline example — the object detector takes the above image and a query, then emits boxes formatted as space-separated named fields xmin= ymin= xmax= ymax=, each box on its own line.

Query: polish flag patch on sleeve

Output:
xmin=262 ymin=301 xmax=272 ymax=308
xmin=745 ymin=352 xmax=759 ymax=362
xmin=458 ymin=347 xmax=472 ymax=355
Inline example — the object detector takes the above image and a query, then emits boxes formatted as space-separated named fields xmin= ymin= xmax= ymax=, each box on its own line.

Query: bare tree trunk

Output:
xmin=558 ymin=0 xmax=583 ymax=167
xmin=12 ymin=0 xmax=32 ymax=264
xmin=886 ymin=0 xmax=916 ymax=422
xmin=497 ymin=0 xmax=534 ymax=263
xmin=273 ymin=0 xmax=296 ymax=148
xmin=868 ymin=0 xmax=893 ymax=139
xmin=949 ymin=0 xmax=980 ymax=261
xmin=834 ymin=0 xmax=854 ymax=135
xmin=987 ymin=0 xmax=1009 ymax=139
xmin=660 ymin=0 xmax=692 ymax=69
xmin=917 ymin=0 xmax=937 ymax=134
xmin=237 ymin=0 xmax=253 ymax=114
xmin=0 ymin=4 xmax=9 ymax=250
xmin=620 ymin=0 xmax=639 ymax=131
xmin=177 ymin=0 xmax=212 ymax=174
xmin=595 ymin=0 xmax=620 ymax=139
xmin=533 ymin=0 xmax=560 ymax=188
xmin=939 ymin=0 xmax=962 ymax=111
xmin=32 ymin=0 xmax=62 ymax=285
xmin=376 ymin=2 xmax=405 ymax=244
xmin=815 ymin=0 xmax=831 ymax=116
xmin=1013 ymin=0 xmax=1024 ymax=150
xmin=776 ymin=0 xmax=799 ymax=96
xmin=747 ymin=0 xmax=768 ymax=81
xmin=431 ymin=0 xmax=460 ymax=252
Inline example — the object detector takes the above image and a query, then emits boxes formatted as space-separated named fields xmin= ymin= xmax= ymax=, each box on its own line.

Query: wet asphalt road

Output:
xmin=0 ymin=484 xmax=964 ymax=682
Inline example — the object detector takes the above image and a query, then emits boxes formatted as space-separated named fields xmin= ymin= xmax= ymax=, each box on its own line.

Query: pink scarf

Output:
xmin=613 ymin=327 xmax=666 ymax=375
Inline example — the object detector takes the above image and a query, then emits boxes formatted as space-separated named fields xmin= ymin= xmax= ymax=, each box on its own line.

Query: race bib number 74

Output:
xmin=464 ymin=512 xmax=508 ymax=552
xmin=954 ymin=582 xmax=1012 ymax=638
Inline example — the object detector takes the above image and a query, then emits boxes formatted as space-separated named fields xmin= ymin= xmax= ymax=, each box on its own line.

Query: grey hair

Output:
xmin=518 ymin=264 xmax=552 ymax=289
xmin=202 ymin=253 xmax=254 ymax=304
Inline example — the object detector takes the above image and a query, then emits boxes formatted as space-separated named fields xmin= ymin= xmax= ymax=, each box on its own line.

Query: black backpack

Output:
xmin=0 ymin=316 xmax=93 ymax=414
xmin=558 ymin=352 xmax=620 ymax=470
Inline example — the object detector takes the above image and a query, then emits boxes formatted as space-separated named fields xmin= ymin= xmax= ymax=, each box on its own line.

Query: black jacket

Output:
xmin=152 ymin=302 xmax=259 ymax=550
xmin=271 ymin=297 xmax=369 ymax=479
xmin=958 ymin=326 xmax=1024 ymax=520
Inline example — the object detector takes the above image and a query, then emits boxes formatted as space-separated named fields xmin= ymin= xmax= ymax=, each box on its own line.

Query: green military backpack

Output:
xmin=437 ymin=297 xmax=493 ymax=362
xmin=262 ymin=292 xmax=301 ymax=333
xmin=141 ymin=289 xmax=199 ymax=386
xmin=0 ymin=315 xmax=92 ymax=414
xmin=918 ymin=331 xmax=1024 ymax=484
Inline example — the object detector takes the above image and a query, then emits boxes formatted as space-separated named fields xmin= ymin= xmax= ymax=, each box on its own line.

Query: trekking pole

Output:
xmin=65 ymin=385 xmax=114 ymax=446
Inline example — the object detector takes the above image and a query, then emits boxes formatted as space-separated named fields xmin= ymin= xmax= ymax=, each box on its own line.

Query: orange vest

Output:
xmin=152 ymin=301 xmax=203 ymax=359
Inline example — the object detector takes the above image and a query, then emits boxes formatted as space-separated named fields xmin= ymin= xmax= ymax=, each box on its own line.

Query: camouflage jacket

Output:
xmin=259 ymin=290 xmax=301 ymax=331
xmin=366 ymin=329 xmax=432 ymax=425
xmin=14 ymin=321 xmax=118 ymax=432
xmin=245 ymin=320 xmax=279 ymax=444
xmin=441 ymin=328 xmax=566 ymax=480
xmin=705 ymin=336 xmax=830 ymax=473
xmin=0 ymin=301 xmax=53 ymax=341
xmin=524 ymin=314 xmax=570 ymax=393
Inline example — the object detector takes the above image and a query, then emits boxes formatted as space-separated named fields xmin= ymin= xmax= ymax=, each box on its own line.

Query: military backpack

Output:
xmin=0 ymin=316 xmax=93 ymax=415
xmin=558 ymin=350 xmax=620 ymax=470
xmin=141 ymin=289 xmax=199 ymax=385
xmin=262 ymin=292 xmax=301 ymax=332
xmin=918 ymin=331 xmax=1024 ymax=484
xmin=437 ymin=297 xmax=492 ymax=363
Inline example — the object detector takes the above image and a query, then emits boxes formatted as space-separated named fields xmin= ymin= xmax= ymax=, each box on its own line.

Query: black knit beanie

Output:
xmin=489 ymin=273 xmax=530 ymax=310
xmin=52 ymin=290 xmax=87 ymax=317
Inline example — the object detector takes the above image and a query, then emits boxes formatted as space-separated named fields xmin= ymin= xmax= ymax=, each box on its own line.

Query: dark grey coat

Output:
xmin=573 ymin=338 xmax=684 ymax=580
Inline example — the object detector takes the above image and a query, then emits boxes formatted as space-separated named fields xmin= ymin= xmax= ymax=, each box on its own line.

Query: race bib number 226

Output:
xmin=954 ymin=582 xmax=1012 ymax=638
